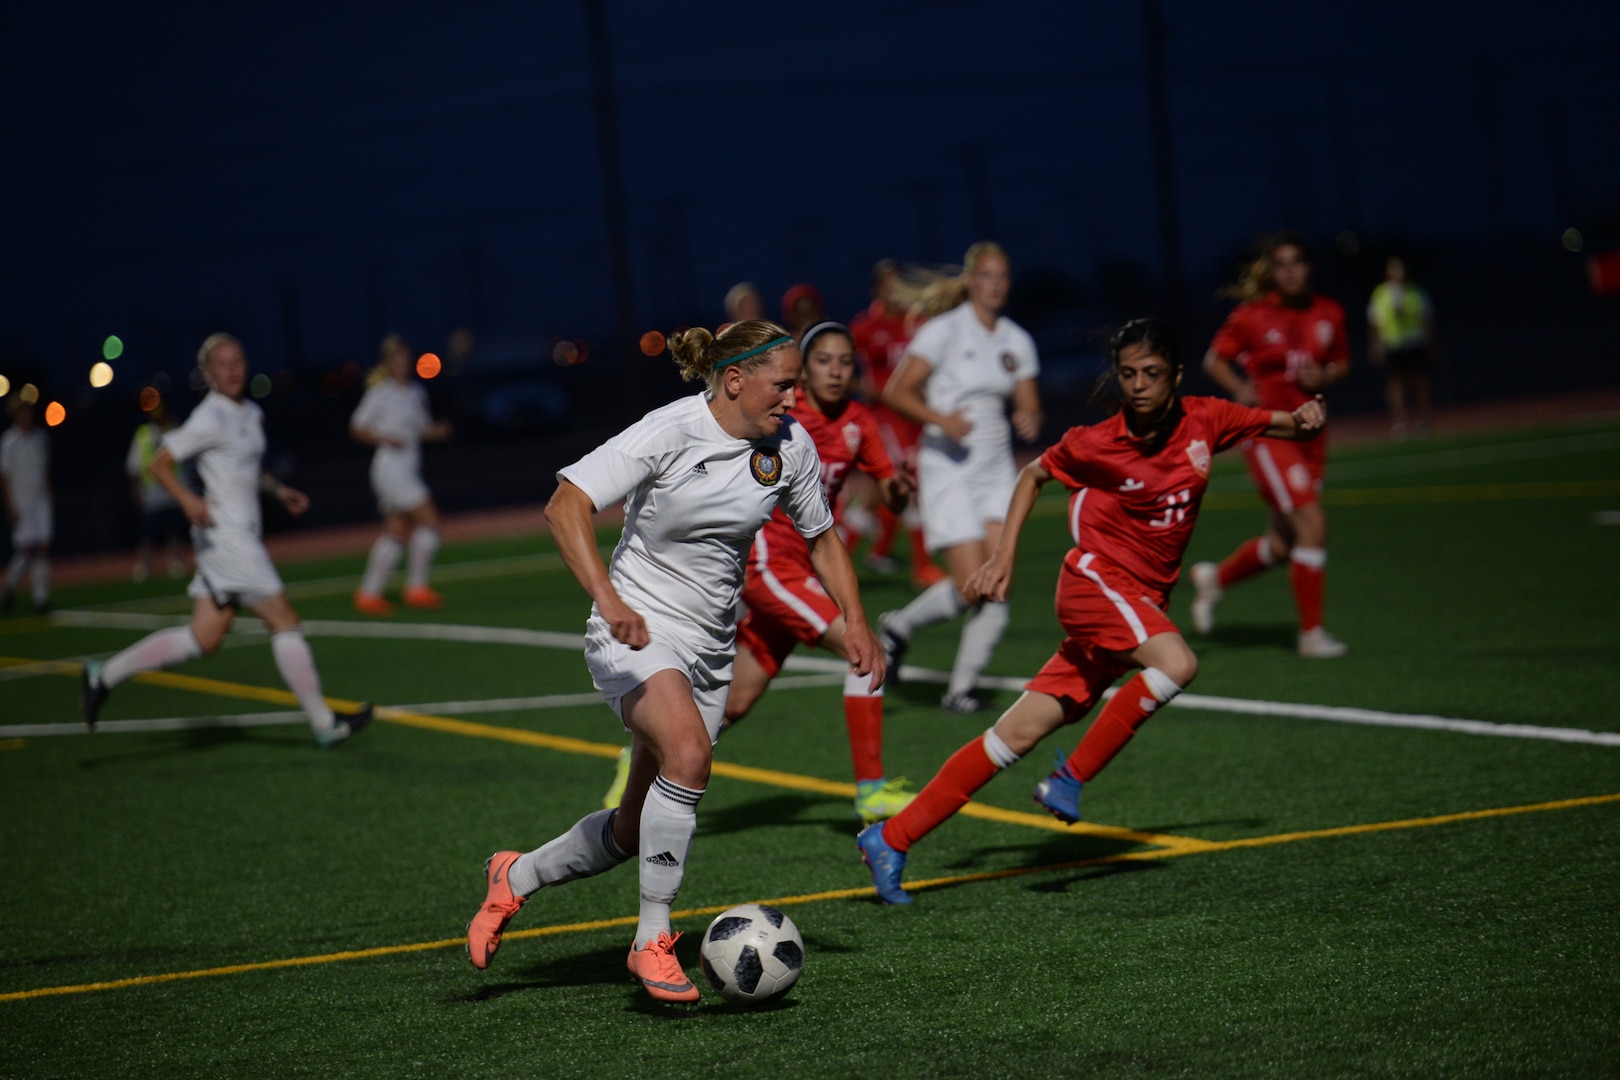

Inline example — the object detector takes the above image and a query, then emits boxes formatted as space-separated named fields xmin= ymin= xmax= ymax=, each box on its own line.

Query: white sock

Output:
xmin=947 ymin=600 xmax=1009 ymax=698
xmin=635 ymin=775 xmax=703 ymax=948
xmin=406 ymin=527 xmax=439 ymax=589
xmin=100 ymin=626 xmax=202 ymax=688
xmin=509 ymin=808 xmax=629 ymax=897
xmin=359 ymin=535 xmax=403 ymax=597
xmin=886 ymin=579 xmax=967 ymax=639
xmin=270 ymin=629 xmax=337 ymax=733
xmin=30 ymin=557 xmax=48 ymax=606
xmin=3 ymin=552 xmax=25 ymax=590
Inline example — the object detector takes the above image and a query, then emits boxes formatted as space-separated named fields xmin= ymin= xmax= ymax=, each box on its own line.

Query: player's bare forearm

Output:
xmin=545 ymin=480 xmax=616 ymax=604
xmin=1203 ymin=350 xmax=1256 ymax=404
xmin=806 ymin=527 xmax=867 ymax=631
xmin=881 ymin=355 xmax=942 ymax=428
xmin=1267 ymin=396 xmax=1327 ymax=440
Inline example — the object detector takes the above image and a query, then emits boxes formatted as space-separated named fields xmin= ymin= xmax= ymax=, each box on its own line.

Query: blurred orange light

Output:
xmin=139 ymin=387 xmax=161 ymax=412
xmin=416 ymin=352 xmax=442 ymax=379
xmin=44 ymin=402 xmax=66 ymax=427
xmin=639 ymin=331 xmax=666 ymax=357
xmin=551 ymin=340 xmax=579 ymax=367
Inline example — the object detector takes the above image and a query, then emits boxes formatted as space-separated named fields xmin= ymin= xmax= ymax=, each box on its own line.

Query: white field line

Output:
xmin=32 ymin=613 xmax=1619 ymax=748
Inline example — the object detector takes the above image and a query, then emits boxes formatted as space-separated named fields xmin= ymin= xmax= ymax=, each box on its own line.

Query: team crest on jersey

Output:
xmin=749 ymin=448 xmax=783 ymax=486
xmin=1316 ymin=320 xmax=1335 ymax=346
xmin=843 ymin=422 xmax=862 ymax=455
xmin=1000 ymin=351 xmax=1017 ymax=372
xmin=1186 ymin=439 xmax=1211 ymax=477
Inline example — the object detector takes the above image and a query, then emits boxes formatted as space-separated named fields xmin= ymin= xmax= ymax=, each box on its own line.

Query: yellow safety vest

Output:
xmin=1369 ymin=283 xmax=1429 ymax=349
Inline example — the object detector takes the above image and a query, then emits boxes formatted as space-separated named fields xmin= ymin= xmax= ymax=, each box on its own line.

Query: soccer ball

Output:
xmin=698 ymin=903 xmax=803 ymax=1003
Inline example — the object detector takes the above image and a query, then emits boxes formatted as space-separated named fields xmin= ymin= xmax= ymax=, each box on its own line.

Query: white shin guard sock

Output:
xmin=635 ymin=775 xmax=703 ymax=947
xmin=406 ymin=527 xmax=440 ymax=589
xmin=359 ymin=535 xmax=403 ymax=597
xmin=948 ymin=600 xmax=1009 ymax=697
xmin=100 ymin=626 xmax=202 ymax=688
xmin=509 ymin=808 xmax=629 ymax=898
xmin=30 ymin=558 xmax=48 ymax=606
xmin=270 ymin=629 xmax=337 ymax=733
xmin=888 ymin=579 xmax=968 ymax=639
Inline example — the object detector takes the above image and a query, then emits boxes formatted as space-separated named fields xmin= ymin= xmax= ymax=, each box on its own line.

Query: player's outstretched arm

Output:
xmin=1264 ymin=395 xmax=1328 ymax=441
xmin=545 ymin=479 xmax=648 ymax=648
xmin=806 ymin=526 xmax=885 ymax=690
xmin=966 ymin=459 xmax=1052 ymax=603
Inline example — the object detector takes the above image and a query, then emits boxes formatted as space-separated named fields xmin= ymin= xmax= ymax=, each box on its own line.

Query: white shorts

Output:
xmin=187 ymin=526 xmax=284 ymax=608
xmin=583 ymin=613 xmax=731 ymax=744
xmin=916 ymin=434 xmax=1016 ymax=552
xmin=10 ymin=499 xmax=52 ymax=547
xmin=372 ymin=465 xmax=431 ymax=516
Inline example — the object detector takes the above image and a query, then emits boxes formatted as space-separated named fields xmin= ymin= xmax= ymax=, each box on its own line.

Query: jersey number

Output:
xmin=1150 ymin=489 xmax=1191 ymax=528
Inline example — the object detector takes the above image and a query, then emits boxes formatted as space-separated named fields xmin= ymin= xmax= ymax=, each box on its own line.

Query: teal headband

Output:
xmin=712 ymin=335 xmax=794 ymax=371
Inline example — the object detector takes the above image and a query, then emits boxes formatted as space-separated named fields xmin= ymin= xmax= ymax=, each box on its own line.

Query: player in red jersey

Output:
xmin=1190 ymin=234 xmax=1350 ymax=658
xmin=849 ymin=260 xmax=947 ymax=587
xmin=729 ymin=321 xmax=917 ymax=824
xmin=856 ymin=318 xmax=1326 ymax=903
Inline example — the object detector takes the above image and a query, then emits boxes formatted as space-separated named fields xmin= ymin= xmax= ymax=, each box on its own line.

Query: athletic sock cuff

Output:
xmin=602 ymin=809 xmax=630 ymax=862
xmin=1257 ymin=536 xmax=1275 ymax=564
xmin=982 ymin=727 xmax=1022 ymax=769
xmin=1140 ymin=666 xmax=1183 ymax=704
xmin=843 ymin=671 xmax=883 ymax=698
xmin=1290 ymin=546 xmax=1327 ymax=569
xmin=651 ymin=775 xmax=704 ymax=808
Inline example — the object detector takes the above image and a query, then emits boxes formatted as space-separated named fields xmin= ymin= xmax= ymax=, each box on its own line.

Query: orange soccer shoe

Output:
xmin=466 ymin=850 xmax=526 ymax=970
xmin=402 ymin=585 xmax=444 ymax=610
xmin=353 ymin=591 xmax=394 ymax=617
xmin=626 ymin=931 xmax=700 ymax=1002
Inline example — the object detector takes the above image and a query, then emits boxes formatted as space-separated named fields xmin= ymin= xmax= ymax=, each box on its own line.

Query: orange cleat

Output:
xmin=626 ymin=931 xmax=700 ymax=1002
xmin=466 ymin=850 xmax=526 ymax=970
xmin=353 ymin=591 xmax=394 ymax=617
xmin=911 ymin=562 xmax=948 ymax=589
xmin=403 ymin=585 xmax=443 ymax=610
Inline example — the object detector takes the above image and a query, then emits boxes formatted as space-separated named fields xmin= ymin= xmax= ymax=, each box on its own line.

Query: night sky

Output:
xmin=5 ymin=1 xmax=1618 ymax=386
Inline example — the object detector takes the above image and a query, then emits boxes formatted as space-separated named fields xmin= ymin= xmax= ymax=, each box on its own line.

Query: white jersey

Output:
xmin=905 ymin=301 xmax=1039 ymax=456
xmin=0 ymin=427 xmax=49 ymax=509
xmin=161 ymin=392 xmax=267 ymax=537
xmin=351 ymin=379 xmax=432 ymax=480
xmin=559 ymin=393 xmax=834 ymax=654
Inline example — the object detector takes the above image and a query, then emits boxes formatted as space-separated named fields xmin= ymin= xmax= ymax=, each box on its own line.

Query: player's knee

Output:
xmin=1158 ymin=644 xmax=1198 ymax=688
xmin=193 ymin=628 xmax=226 ymax=655
xmin=658 ymin=736 xmax=712 ymax=789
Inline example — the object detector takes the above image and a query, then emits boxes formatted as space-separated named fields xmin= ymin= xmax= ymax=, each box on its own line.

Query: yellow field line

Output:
xmin=5 ymin=789 xmax=1615 ymax=1004
xmin=3 ymin=660 xmax=1185 ymax=849
xmin=0 ymin=738 xmax=24 ymax=752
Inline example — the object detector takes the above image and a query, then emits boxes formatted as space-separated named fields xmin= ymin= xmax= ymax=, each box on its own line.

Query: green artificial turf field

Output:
xmin=2 ymin=419 xmax=1618 ymax=1078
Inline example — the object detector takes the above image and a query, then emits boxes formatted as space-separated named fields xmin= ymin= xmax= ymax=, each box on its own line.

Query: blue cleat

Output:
xmin=1033 ymin=750 xmax=1083 ymax=824
xmin=856 ymin=823 xmax=913 ymax=905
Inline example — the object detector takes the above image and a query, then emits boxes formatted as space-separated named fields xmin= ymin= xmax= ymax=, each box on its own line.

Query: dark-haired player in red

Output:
xmin=857 ymin=318 xmax=1326 ymax=903
xmin=850 ymin=260 xmax=947 ymax=587
xmin=733 ymin=321 xmax=916 ymax=824
xmin=1190 ymin=234 xmax=1350 ymax=658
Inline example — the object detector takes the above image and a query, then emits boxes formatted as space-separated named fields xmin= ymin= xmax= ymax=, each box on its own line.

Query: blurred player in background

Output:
xmin=781 ymin=282 xmax=826 ymax=336
xmin=81 ymin=333 xmax=372 ymax=747
xmin=858 ymin=319 xmax=1328 ymax=903
xmin=850 ymin=259 xmax=947 ymax=586
xmin=1190 ymin=233 xmax=1350 ymax=658
xmin=0 ymin=399 xmax=52 ymax=614
xmin=126 ymin=398 xmax=191 ymax=583
xmin=723 ymin=282 xmax=766 ymax=330
xmin=1367 ymin=256 xmax=1436 ymax=440
xmin=350 ymin=334 xmax=453 ymax=615
xmin=466 ymin=321 xmax=884 ymax=1003
xmin=876 ymin=242 xmax=1042 ymax=714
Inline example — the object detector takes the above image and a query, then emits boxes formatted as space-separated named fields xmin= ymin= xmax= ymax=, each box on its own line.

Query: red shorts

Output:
xmin=737 ymin=560 xmax=840 ymax=679
xmin=1025 ymin=552 xmax=1177 ymax=721
xmin=1242 ymin=435 xmax=1324 ymax=513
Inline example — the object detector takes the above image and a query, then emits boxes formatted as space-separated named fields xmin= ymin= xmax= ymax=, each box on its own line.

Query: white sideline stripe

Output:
xmin=0 ymin=676 xmax=849 ymax=737
xmin=35 ymin=613 xmax=1620 ymax=748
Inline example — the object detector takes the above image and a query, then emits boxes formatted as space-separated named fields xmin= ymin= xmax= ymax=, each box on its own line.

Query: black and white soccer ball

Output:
xmin=698 ymin=903 xmax=803 ymax=1003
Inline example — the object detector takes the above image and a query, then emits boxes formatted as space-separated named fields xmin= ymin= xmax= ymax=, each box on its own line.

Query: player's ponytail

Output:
xmin=1096 ymin=317 xmax=1184 ymax=454
xmin=668 ymin=320 xmax=796 ymax=389
xmin=369 ymin=334 xmax=411 ymax=388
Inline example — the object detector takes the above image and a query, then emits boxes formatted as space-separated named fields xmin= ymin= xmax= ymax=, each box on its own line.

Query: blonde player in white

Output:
xmin=465 ymin=320 xmax=885 ymax=1003
xmin=81 ymin=333 xmax=371 ymax=746
xmin=350 ymin=334 xmax=453 ymax=615
xmin=0 ymin=399 xmax=53 ymax=614
xmin=878 ymin=242 xmax=1042 ymax=713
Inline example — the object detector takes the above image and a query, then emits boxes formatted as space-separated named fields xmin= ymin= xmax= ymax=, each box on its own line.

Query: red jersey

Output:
xmin=849 ymin=300 xmax=919 ymax=394
xmin=1209 ymin=292 xmax=1348 ymax=412
xmin=1039 ymin=396 xmax=1273 ymax=597
xmin=753 ymin=398 xmax=895 ymax=572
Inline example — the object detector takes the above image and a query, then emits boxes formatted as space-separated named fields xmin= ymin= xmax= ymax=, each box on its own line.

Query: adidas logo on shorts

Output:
xmin=691 ymin=462 xmax=707 ymax=474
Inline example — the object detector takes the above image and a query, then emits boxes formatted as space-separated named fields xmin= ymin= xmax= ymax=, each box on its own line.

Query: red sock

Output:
xmin=1289 ymin=550 xmax=1325 ymax=632
xmin=1217 ymin=536 xmax=1274 ymax=588
xmin=908 ymin=528 xmax=940 ymax=578
xmin=844 ymin=694 xmax=884 ymax=783
xmin=1065 ymin=670 xmax=1170 ymax=782
xmin=871 ymin=505 xmax=900 ymax=559
xmin=882 ymin=736 xmax=1000 ymax=852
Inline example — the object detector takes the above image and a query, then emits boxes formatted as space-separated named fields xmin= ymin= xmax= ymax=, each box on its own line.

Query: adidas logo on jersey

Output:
xmin=691 ymin=462 xmax=707 ymax=474
xmin=1119 ymin=478 xmax=1145 ymax=492
xmin=645 ymin=851 xmax=679 ymax=867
